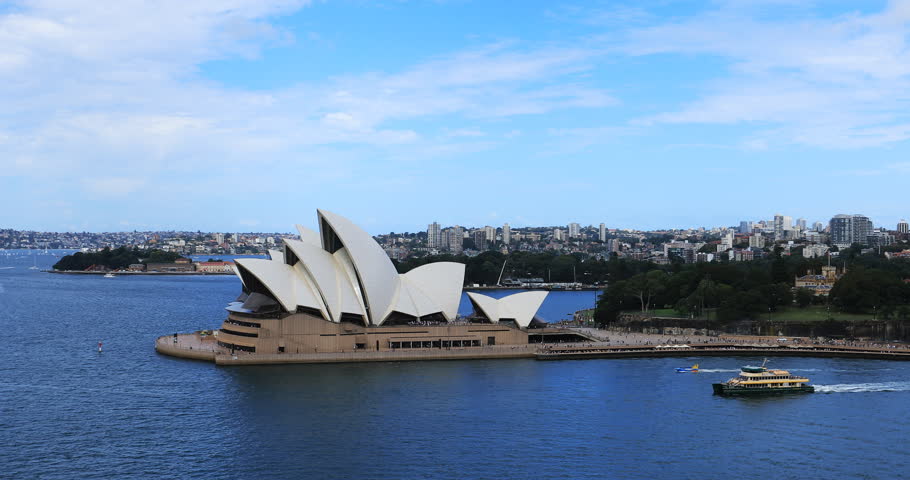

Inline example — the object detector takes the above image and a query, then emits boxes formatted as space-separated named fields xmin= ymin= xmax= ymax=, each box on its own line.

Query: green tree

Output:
xmin=625 ymin=270 xmax=667 ymax=312
xmin=795 ymin=288 xmax=814 ymax=308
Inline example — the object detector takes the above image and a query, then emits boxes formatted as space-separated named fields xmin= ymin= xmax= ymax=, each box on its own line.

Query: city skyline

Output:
xmin=4 ymin=210 xmax=910 ymax=236
xmin=3 ymin=1 xmax=910 ymax=232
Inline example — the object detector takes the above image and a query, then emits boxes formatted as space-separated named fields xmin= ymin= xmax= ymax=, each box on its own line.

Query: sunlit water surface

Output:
xmin=1 ymin=251 xmax=908 ymax=479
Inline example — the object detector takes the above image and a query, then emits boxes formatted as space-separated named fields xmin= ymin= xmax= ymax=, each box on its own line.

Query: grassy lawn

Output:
xmin=772 ymin=306 xmax=873 ymax=322
xmin=645 ymin=308 xmax=688 ymax=318
xmin=629 ymin=306 xmax=882 ymax=322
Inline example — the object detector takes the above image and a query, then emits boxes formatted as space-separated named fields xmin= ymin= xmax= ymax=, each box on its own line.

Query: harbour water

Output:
xmin=2 ymin=251 xmax=909 ymax=479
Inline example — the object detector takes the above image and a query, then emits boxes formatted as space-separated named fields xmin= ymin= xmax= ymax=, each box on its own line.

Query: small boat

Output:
xmin=103 ymin=273 xmax=116 ymax=278
xmin=713 ymin=359 xmax=813 ymax=396
xmin=676 ymin=364 xmax=699 ymax=373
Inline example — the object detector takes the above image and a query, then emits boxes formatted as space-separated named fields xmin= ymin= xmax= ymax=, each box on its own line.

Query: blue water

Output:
xmin=2 ymin=250 xmax=909 ymax=479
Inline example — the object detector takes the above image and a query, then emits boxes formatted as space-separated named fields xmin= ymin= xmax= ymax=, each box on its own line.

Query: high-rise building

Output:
xmin=553 ymin=228 xmax=564 ymax=241
xmin=739 ymin=221 xmax=753 ymax=234
xmin=829 ymin=215 xmax=851 ymax=246
xmin=813 ymin=222 xmax=824 ymax=232
xmin=502 ymin=223 xmax=511 ymax=244
xmin=852 ymin=215 xmax=872 ymax=247
xmin=829 ymin=214 xmax=873 ymax=247
xmin=568 ymin=223 xmax=581 ymax=238
xmin=607 ymin=239 xmax=620 ymax=254
xmin=484 ymin=225 xmax=496 ymax=243
xmin=749 ymin=234 xmax=765 ymax=248
xmin=898 ymin=220 xmax=909 ymax=234
xmin=214 ymin=233 xmax=224 ymax=244
xmin=599 ymin=223 xmax=606 ymax=242
xmin=773 ymin=214 xmax=792 ymax=241
xmin=472 ymin=230 xmax=487 ymax=250
xmin=796 ymin=218 xmax=807 ymax=231
xmin=427 ymin=222 xmax=441 ymax=248
xmin=868 ymin=229 xmax=894 ymax=248
xmin=720 ymin=232 xmax=734 ymax=251
xmin=444 ymin=226 xmax=463 ymax=254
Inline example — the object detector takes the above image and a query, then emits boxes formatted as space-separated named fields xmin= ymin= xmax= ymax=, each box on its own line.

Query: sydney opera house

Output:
xmin=212 ymin=209 xmax=560 ymax=356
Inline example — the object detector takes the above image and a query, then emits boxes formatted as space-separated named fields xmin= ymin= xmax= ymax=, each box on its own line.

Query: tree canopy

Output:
xmin=53 ymin=247 xmax=184 ymax=271
xmin=594 ymin=251 xmax=910 ymax=326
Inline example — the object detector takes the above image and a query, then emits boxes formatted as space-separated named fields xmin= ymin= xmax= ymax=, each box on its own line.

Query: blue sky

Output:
xmin=2 ymin=0 xmax=910 ymax=233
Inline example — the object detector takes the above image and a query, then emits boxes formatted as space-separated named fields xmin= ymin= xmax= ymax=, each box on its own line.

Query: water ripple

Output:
xmin=1 ymin=265 xmax=909 ymax=479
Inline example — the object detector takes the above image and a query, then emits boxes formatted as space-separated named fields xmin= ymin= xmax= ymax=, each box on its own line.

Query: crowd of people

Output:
xmin=572 ymin=327 xmax=908 ymax=351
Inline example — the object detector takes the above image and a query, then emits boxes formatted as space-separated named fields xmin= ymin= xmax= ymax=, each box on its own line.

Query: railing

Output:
xmin=213 ymin=344 xmax=538 ymax=364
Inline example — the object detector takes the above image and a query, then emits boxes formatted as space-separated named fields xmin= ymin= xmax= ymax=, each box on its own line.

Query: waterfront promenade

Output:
xmin=157 ymin=328 xmax=910 ymax=365
xmin=49 ymin=270 xmax=233 ymax=276
xmin=535 ymin=342 xmax=910 ymax=361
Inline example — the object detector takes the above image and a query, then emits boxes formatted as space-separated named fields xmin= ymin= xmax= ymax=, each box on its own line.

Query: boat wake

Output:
xmin=814 ymin=381 xmax=910 ymax=393
xmin=698 ymin=368 xmax=821 ymax=373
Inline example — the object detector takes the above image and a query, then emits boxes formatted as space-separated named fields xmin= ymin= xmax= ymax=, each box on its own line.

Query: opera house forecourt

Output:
xmin=156 ymin=209 xmax=591 ymax=365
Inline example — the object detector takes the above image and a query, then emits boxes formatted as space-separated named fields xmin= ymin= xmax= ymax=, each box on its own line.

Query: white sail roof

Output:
xmin=283 ymin=238 xmax=364 ymax=322
xmin=466 ymin=291 xmax=548 ymax=328
xmin=392 ymin=277 xmax=441 ymax=319
xmin=268 ymin=249 xmax=285 ymax=264
xmin=234 ymin=258 xmax=323 ymax=313
xmin=332 ymin=248 xmax=369 ymax=317
xmin=230 ymin=209 xmax=466 ymax=326
xmin=402 ymin=262 xmax=465 ymax=320
xmin=295 ymin=224 xmax=321 ymax=245
xmin=318 ymin=209 xmax=401 ymax=325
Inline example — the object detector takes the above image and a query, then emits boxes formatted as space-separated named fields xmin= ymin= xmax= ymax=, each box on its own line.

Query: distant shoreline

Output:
xmin=46 ymin=270 xmax=234 ymax=276
xmin=464 ymin=286 xmax=602 ymax=291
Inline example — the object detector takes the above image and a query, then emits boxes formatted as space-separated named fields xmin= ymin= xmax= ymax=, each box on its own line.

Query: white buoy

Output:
xmin=98 ymin=341 xmax=103 ymax=353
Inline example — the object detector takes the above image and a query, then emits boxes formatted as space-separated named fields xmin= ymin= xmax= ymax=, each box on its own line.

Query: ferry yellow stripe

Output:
xmin=740 ymin=379 xmax=809 ymax=385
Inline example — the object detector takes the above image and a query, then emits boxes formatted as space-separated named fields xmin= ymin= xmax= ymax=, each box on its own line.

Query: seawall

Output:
xmin=156 ymin=333 xmax=536 ymax=365
xmin=155 ymin=334 xmax=217 ymax=361
xmin=157 ymin=333 xmax=910 ymax=365
xmin=536 ymin=344 xmax=910 ymax=361
xmin=51 ymin=270 xmax=233 ymax=276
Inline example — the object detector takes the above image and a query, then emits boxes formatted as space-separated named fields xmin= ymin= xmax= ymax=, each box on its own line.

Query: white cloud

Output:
xmin=321 ymin=112 xmax=363 ymax=131
xmin=621 ymin=0 xmax=910 ymax=148
xmin=545 ymin=125 xmax=638 ymax=153
xmin=0 ymin=1 xmax=615 ymax=197
xmin=445 ymin=129 xmax=486 ymax=138
xmin=82 ymin=177 xmax=146 ymax=196
xmin=504 ymin=129 xmax=522 ymax=138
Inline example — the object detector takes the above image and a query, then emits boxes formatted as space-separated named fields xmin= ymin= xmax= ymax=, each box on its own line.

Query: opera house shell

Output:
xmin=215 ymin=209 xmax=549 ymax=355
